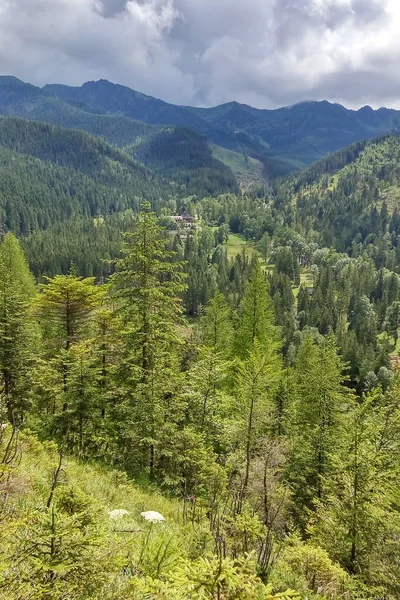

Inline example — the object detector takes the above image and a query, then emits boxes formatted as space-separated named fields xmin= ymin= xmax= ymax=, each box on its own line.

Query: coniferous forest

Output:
xmin=2 ymin=106 xmax=400 ymax=600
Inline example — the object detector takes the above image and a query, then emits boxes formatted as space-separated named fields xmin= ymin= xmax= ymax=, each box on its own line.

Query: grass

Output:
xmin=0 ymin=432 xmax=198 ymax=598
xmin=378 ymin=330 xmax=400 ymax=354
xmin=292 ymin=269 xmax=314 ymax=298
xmin=212 ymin=145 xmax=266 ymax=190
xmin=380 ymin=183 xmax=400 ymax=212
xmin=225 ymin=233 xmax=255 ymax=260
xmin=224 ymin=233 xmax=272 ymax=271
xmin=327 ymin=174 xmax=339 ymax=191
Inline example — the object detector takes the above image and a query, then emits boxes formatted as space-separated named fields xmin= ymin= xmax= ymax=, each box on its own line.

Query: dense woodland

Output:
xmin=2 ymin=118 xmax=400 ymax=598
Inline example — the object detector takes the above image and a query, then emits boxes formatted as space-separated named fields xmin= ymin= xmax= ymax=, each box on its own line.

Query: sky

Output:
xmin=0 ymin=0 xmax=399 ymax=109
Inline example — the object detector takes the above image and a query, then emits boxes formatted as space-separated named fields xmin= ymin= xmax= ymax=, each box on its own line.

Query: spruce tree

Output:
xmin=200 ymin=292 xmax=233 ymax=356
xmin=34 ymin=273 xmax=105 ymax=445
xmin=312 ymin=377 xmax=400 ymax=593
xmin=110 ymin=206 xmax=187 ymax=476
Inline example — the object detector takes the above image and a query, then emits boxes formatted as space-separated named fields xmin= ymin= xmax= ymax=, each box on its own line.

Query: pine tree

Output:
xmin=312 ymin=377 xmax=400 ymax=593
xmin=34 ymin=273 xmax=105 ymax=445
xmin=231 ymin=339 xmax=282 ymax=511
xmin=200 ymin=292 xmax=233 ymax=356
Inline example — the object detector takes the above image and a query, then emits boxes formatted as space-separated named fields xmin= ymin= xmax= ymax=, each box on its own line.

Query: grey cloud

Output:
xmin=0 ymin=0 xmax=398 ymax=109
xmin=100 ymin=0 xmax=129 ymax=18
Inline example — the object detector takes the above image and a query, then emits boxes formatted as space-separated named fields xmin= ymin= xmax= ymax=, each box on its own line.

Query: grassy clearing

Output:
xmin=293 ymin=269 xmax=314 ymax=298
xmin=380 ymin=183 xmax=400 ymax=212
xmin=225 ymin=233 xmax=255 ymax=260
xmin=12 ymin=433 xmax=184 ymax=531
xmin=378 ymin=330 xmax=400 ymax=354
xmin=300 ymin=270 xmax=314 ymax=287
xmin=225 ymin=232 xmax=272 ymax=268
xmin=327 ymin=173 xmax=339 ymax=191
xmin=212 ymin=145 xmax=262 ymax=179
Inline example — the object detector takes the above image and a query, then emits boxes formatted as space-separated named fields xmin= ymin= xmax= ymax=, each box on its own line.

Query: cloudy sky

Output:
xmin=0 ymin=0 xmax=399 ymax=109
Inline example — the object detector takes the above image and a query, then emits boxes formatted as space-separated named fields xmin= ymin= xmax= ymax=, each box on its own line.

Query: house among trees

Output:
xmin=170 ymin=211 xmax=198 ymax=229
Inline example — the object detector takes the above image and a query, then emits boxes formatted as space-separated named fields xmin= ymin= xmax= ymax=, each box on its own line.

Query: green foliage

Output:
xmin=1 ymin=175 xmax=400 ymax=600
xmin=110 ymin=207 xmax=187 ymax=477
xmin=287 ymin=336 xmax=354 ymax=529
xmin=0 ymin=233 xmax=38 ymax=423
xmin=271 ymin=538 xmax=355 ymax=600
xmin=134 ymin=127 xmax=239 ymax=198
xmin=234 ymin=262 xmax=279 ymax=359
xmin=131 ymin=555 xmax=300 ymax=600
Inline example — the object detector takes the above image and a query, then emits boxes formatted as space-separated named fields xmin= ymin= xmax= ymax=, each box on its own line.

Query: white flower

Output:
xmin=140 ymin=510 xmax=165 ymax=522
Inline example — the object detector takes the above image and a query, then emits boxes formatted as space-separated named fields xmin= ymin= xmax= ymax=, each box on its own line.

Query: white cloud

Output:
xmin=0 ymin=0 xmax=399 ymax=108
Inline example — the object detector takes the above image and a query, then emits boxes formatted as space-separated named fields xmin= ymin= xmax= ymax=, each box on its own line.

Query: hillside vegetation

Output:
xmin=2 ymin=187 xmax=400 ymax=596
xmin=2 ymin=78 xmax=400 ymax=599
xmin=282 ymin=134 xmax=400 ymax=250
xmin=0 ymin=117 xmax=175 ymax=238
xmin=3 ymin=76 xmax=400 ymax=179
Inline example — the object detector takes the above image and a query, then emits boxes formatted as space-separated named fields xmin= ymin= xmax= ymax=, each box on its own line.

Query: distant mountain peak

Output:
xmin=81 ymin=79 xmax=158 ymax=101
xmin=0 ymin=75 xmax=33 ymax=88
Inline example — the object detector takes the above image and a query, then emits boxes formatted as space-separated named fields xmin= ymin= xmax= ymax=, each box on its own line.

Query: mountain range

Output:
xmin=0 ymin=74 xmax=399 ymax=285
xmin=1 ymin=75 xmax=400 ymax=179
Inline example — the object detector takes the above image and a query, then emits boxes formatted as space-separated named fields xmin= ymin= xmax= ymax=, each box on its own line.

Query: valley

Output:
xmin=1 ymin=74 xmax=400 ymax=599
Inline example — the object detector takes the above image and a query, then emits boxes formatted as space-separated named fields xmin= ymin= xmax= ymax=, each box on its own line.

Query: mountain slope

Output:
xmin=132 ymin=126 xmax=239 ymax=196
xmin=4 ymin=75 xmax=400 ymax=182
xmin=280 ymin=133 xmax=400 ymax=251
xmin=45 ymin=79 xmax=400 ymax=173
xmin=0 ymin=76 xmax=155 ymax=146
xmin=0 ymin=77 xmax=239 ymax=191
xmin=45 ymin=79 xmax=210 ymax=131
xmin=0 ymin=116 xmax=175 ymax=237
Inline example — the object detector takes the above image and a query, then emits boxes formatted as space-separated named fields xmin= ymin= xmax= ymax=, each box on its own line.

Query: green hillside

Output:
xmin=212 ymin=145 xmax=266 ymax=190
xmin=0 ymin=429 xmax=307 ymax=600
xmin=0 ymin=117 xmax=176 ymax=238
xmin=281 ymin=134 xmax=400 ymax=251
xmin=133 ymin=127 xmax=239 ymax=197
xmin=7 ymin=75 xmax=400 ymax=181
xmin=0 ymin=76 xmax=155 ymax=147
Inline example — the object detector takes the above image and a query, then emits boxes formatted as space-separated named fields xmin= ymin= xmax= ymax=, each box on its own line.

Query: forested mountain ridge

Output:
xmin=0 ymin=76 xmax=157 ymax=146
xmin=280 ymin=133 xmax=400 ymax=251
xmin=3 ymin=75 xmax=399 ymax=179
xmin=0 ymin=117 xmax=176 ymax=236
xmin=45 ymin=78 xmax=400 ymax=172
xmin=0 ymin=116 xmax=153 ymax=178
xmin=0 ymin=78 xmax=239 ymax=193
xmin=0 ymin=115 xmax=239 ymax=226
